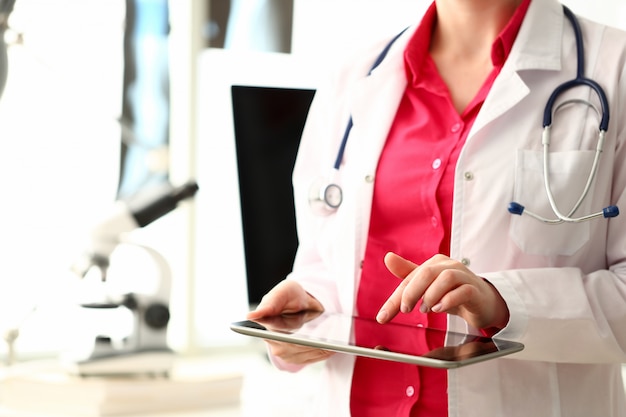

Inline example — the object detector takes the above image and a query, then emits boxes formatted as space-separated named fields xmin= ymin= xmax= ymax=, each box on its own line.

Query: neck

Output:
xmin=427 ymin=0 xmax=524 ymax=114
xmin=431 ymin=0 xmax=523 ymax=58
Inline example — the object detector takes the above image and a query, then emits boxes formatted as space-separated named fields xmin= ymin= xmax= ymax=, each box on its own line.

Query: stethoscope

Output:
xmin=309 ymin=6 xmax=620 ymax=223
xmin=508 ymin=6 xmax=619 ymax=223
xmin=308 ymin=29 xmax=406 ymax=216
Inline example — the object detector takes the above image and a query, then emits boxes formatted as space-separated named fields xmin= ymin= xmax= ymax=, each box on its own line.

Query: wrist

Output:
xmin=483 ymin=277 xmax=510 ymax=331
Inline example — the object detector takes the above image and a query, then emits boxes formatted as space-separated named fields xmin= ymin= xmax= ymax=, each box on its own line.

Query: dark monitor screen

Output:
xmin=231 ymin=85 xmax=316 ymax=305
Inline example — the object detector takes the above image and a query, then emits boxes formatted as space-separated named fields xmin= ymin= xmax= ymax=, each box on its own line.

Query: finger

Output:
xmin=429 ymin=279 xmax=504 ymax=330
xmin=429 ymin=282 xmax=477 ymax=314
xmin=421 ymin=263 xmax=483 ymax=312
xmin=247 ymin=291 xmax=291 ymax=319
xmin=409 ymin=256 xmax=470 ymax=311
xmin=384 ymin=256 xmax=461 ymax=318
xmin=266 ymin=340 xmax=334 ymax=365
xmin=420 ymin=268 xmax=464 ymax=312
xmin=247 ymin=296 xmax=283 ymax=319
xmin=287 ymin=348 xmax=334 ymax=365
xmin=399 ymin=263 xmax=442 ymax=313
xmin=247 ymin=281 xmax=309 ymax=319
xmin=432 ymin=284 xmax=490 ymax=329
xmin=384 ymin=252 xmax=419 ymax=279
xmin=376 ymin=277 xmax=410 ymax=323
xmin=377 ymin=254 xmax=457 ymax=323
xmin=377 ymin=265 xmax=436 ymax=322
xmin=377 ymin=257 xmax=436 ymax=323
xmin=377 ymin=253 xmax=419 ymax=323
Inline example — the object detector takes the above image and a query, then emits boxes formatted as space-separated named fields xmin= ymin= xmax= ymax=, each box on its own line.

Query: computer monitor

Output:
xmin=231 ymin=85 xmax=315 ymax=304
xmin=195 ymin=49 xmax=320 ymax=345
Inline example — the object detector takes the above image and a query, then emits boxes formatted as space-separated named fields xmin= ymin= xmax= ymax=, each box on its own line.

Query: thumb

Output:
xmin=247 ymin=302 xmax=277 ymax=320
xmin=246 ymin=280 xmax=310 ymax=319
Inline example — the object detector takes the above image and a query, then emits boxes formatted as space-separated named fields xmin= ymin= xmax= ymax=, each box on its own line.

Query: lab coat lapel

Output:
xmin=337 ymin=41 xmax=408 ymax=314
xmin=348 ymin=52 xmax=407 ymax=172
xmin=469 ymin=0 xmax=565 ymax=138
xmin=470 ymin=72 xmax=530 ymax=136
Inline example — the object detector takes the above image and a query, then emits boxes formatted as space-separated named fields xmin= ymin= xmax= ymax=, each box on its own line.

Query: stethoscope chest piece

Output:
xmin=321 ymin=183 xmax=343 ymax=208
xmin=309 ymin=175 xmax=343 ymax=215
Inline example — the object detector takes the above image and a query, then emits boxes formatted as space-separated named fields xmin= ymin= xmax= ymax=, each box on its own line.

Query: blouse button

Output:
xmin=461 ymin=258 xmax=471 ymax=266
xmin=406 ymin=386 xmax=415 ymax=397
xmin=464 ymin=171 xmax=474 ymax=181
xmin=432 ymin=158 xmax=442 ymax=170
xmin=431 ymin=216 xmax=438 ymax=228
xmin=451 ymin=123 xmax=462 ymax=133
xmin=365 ymin=175 xmax=374 ymax=183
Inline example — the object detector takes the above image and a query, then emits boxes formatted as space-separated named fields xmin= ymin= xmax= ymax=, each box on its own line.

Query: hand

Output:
xmin=247 ymin=280 xmax=334 ymax=365
xmin=376 ymin=252 xmax=509 ymax=331
xmin=423 ymin=339 xmax=495 ymax=361
xmin=247 ymin=279 xmax=324 ymax=319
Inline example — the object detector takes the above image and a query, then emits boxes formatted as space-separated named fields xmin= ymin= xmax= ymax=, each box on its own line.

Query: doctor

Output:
xmin=248 ymin=0 xmax=626 ymax=416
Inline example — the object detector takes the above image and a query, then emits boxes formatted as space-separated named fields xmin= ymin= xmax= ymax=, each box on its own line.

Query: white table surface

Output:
xmin=0 ymin=341 xmax=322 ymax=417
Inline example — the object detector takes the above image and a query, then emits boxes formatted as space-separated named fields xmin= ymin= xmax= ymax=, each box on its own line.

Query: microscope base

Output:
xmin=63 ymin=349 xmax=176 ymax=377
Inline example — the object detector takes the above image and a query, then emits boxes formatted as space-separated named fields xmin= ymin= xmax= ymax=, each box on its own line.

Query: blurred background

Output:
xmin=0 ymin=0 xmax=622 ymax=362
xmin=0 ymin=1 xmax=623 ymax=414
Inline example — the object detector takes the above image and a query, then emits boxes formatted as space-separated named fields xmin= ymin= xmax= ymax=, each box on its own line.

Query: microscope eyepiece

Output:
xmin=128 ymin=181 xmax=199 ymax=227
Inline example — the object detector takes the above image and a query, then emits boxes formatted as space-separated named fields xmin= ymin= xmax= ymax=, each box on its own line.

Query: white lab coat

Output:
xmin=283 ymin=0 xmax=626 ymax=415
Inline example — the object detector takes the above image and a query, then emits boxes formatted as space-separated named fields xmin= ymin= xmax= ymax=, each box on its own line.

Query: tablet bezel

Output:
xmin=230 ymin=312 xmax=523 ymax=369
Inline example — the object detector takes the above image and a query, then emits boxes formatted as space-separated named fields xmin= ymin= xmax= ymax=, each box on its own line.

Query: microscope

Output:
xmin=0 ymin=0 xmax=15 ymax=99
xmin=65 ymin=181 xmax=198 ymax=376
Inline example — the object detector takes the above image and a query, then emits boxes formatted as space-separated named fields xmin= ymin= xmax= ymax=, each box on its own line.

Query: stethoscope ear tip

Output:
xmin=508 ymin=202 xmax=525 ymax=216
xmin=603 ymin=206 xmax=620 ymax=218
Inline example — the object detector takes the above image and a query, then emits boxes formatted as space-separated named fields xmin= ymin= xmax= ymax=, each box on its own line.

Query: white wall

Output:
xmin=292 ymin=0 xmax=427 ymax=58
xmin=562 ymin=0 xmax=626 ymax=29
xmin=292 ymin=0 xmax=626 ymax=60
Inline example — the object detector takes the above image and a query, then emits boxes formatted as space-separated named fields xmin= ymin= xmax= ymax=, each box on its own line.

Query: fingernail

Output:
xmin=431 ymin=303 xmax=443 ymax=313
xmin=376 ymin=309 xmax=388 ymax=323
xmin=419 ymin=303 xmax=429 ymax=314
xmin=401 ymin=303 xmax=412 ymax=314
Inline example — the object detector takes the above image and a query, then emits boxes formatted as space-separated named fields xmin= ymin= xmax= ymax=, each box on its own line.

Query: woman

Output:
xmin=248 ymin=0 xmax=626 ymax=415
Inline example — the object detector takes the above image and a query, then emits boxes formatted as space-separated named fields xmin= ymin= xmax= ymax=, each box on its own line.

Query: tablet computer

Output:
xmin=230 ymin=312 xmax=523 ymax=369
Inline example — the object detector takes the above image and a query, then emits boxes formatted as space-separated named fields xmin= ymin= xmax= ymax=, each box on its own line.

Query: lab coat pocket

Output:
xmin=509 ymin=149 xmax=595 ymax=256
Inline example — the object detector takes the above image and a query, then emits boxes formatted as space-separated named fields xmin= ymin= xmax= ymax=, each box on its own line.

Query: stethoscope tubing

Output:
xmin=317 ymin=6 xmax=619 ymax=223
xmin=509 ymin=5 xmax=618 ymax=223
xmin=543 ymin=79 xmax=610 ymax=131
xmin=543 ymin=7 xmax=610 ymax=132
xmin=312 ymin=28 xmax=408 ymax=215
xmin=333 ymin=28 xmax=408 ymax=171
